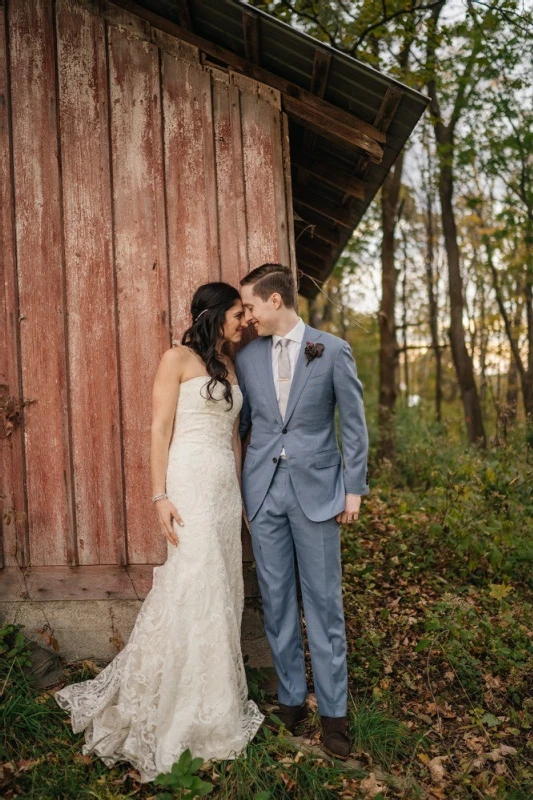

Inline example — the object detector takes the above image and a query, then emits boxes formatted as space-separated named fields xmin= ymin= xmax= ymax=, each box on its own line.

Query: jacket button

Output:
xmin=282 ymin=427 xmax=287 ymax=434
xmin=272 ymin=457 xmax=278 ymax=463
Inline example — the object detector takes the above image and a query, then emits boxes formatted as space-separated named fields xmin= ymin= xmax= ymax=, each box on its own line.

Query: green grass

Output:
xmin=349 ymin=696 xmax=418 ymax=767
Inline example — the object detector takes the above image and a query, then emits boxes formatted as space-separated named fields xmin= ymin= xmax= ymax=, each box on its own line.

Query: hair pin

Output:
xmin=194 ymin=308 xmax=209 ymax=322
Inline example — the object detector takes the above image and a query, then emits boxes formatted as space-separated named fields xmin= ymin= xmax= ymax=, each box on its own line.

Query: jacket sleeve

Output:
xmin=333 ymin=340 xmax=370 ymax=496
xmin=234 ymin=353 xmax=251 ymax=440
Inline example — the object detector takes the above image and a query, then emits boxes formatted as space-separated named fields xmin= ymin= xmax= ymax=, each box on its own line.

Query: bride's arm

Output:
xmin=151 ymin=348 xmax=184 ymax=546
xmin=232 ymin=414 xmax=242 ymax=489
xmin=233 ymin=414 xmax=251 ymax=534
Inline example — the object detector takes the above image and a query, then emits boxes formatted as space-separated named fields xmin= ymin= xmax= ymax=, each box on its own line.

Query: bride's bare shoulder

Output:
xmin=158 ymin=343 xmax=190 ymax=371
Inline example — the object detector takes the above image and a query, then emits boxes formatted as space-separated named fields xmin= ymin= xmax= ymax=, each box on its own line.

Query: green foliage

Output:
xmin=154 ymin=749 xmax=214 ymax=797
xmin=380 ymin=409 xmax=533 ymax=588
xmin=244 ymin=657 xmax=270 ymax=704
xmin=0 ymin=623 xmax=32 ymax=672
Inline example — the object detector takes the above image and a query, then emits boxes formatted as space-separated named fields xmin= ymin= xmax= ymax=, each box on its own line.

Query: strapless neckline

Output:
xmin=180 ymin=375 xmax=242 ymax=391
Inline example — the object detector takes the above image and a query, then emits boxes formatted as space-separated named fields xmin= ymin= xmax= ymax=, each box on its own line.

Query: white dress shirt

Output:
xmin=272 ymin=317 xmax=305 ymax=456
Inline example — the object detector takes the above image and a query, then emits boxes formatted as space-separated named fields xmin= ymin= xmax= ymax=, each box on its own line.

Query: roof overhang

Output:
xmin=111 ymin=0 xmax=429 ymax=297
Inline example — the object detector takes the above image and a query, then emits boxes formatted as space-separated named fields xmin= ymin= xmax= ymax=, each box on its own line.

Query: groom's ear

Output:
xmin=270 ymin=292 xmax=283 ymax=310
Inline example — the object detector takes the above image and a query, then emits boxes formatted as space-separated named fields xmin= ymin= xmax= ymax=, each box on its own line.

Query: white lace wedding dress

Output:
xmin=55 ymin=376 xmax=264 ymax=782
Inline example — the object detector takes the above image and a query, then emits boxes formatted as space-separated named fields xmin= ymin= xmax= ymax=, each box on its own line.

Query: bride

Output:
xmin=55 ymin=282 xmax=264 ymax=782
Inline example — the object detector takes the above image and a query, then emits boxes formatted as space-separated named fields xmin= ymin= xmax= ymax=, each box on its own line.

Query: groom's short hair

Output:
xmin=240 ymin=263 xmax=296 ymax=309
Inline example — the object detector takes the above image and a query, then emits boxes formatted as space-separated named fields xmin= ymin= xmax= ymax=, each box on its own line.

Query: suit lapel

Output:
xmin=283 ymin=325 xmax=324 ymax=425
xmin=251 ymin=335 xmax=283 ymax=427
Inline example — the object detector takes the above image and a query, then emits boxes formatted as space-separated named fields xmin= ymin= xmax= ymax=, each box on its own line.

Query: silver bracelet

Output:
xmin=151 ymin=492 xmax=167 ymax=504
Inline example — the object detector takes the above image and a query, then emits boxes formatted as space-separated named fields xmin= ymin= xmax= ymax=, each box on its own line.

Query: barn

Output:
xmin=0 ymin=0 xmax=428 ymax=663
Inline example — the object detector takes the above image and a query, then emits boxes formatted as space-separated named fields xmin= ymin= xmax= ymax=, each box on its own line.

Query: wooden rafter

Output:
xmin=283 ymin=95 xmax=382 ymax=161
xmin=292 ymin=150 xmax=365 ymax=199
xmin=297 ymin=252 xmax=327 ymax=277
xmin=296 ymin=237 xmax=332 ymax=262
xmin=294 ymin=206 xmax=341 ymax=246
xmin=355 ymin=86 xmax=403 ymax=182
xmin=295 ymin=216 xmax=340 ymax=247
xmin=295 ymin=192 xmax=356 ymax=229
xmin=176 ymin=0 xmax=193 ymax=32
xmin=299 ymin=48 xmax=332 ymax=185
xmin=242 ymin=8 xmax=261 ymax=65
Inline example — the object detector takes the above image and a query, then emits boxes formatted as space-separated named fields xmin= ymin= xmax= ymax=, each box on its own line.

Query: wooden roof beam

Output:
xmin=356 ymin=86 xmax=403 ymax=180
xmin=283 ymin=95 xmax=382 ymax=161
xmin=109 ymin=1 xmax=386 ymax=160
xmin=292 ymin=151 xmax=365 ymax=199
xmin=297 ymin=253 xmax=328 ymax=280
xmin=299 ymin=48 xmax=332 ymax=184
xmin=296 ymin=238 xmax=332 ymax=262
xmin=176 ymin=0 xmax=193 ymax=32
xmin=295 ymin=192 xmax=356 ymax=229
xmin=374 ymin=86 xmax=404 ymax=132
xmin=242 ymin=8 xmax=261 ymax=65
xmin=294 ymin=205 xmax=342 ymax=246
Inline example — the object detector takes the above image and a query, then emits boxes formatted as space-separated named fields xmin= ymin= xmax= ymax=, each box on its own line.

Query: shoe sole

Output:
xmin=322 ymin=744 xmax=350 ymax=762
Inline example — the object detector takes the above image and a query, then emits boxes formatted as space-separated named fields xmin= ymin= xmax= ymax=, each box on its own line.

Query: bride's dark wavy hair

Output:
xmin=181 ymin=282 xmax=241 ymax=408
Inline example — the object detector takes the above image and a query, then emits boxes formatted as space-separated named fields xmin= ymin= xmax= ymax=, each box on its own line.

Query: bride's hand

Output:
xmin=242 ymin=507 xmax=251 ymax=535
xmin=155 ymin=498 xmax=183 ymax=547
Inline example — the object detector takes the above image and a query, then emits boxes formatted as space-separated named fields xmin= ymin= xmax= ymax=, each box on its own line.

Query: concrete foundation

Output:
xmin=0 ymin=599 xmax=273 ymax=668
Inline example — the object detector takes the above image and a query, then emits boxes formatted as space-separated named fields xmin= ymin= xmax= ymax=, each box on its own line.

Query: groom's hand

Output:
xmin=336 ymin=494 xmax=361 ymax=525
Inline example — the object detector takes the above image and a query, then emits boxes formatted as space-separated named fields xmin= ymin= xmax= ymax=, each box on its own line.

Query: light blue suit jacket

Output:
xmin=235 ymin=325 xmax=369 ymax=522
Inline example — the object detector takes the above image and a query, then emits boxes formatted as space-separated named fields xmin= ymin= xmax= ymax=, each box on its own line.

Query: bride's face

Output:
xmin=222 ymin=300 xmax=245 ymax=344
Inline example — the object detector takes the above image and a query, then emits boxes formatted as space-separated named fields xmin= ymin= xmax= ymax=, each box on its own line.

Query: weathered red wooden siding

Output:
xmin=8 ymin=0 xmax=75 ymax=566
xmin=162 ymin=48 xmax=218 ymax=343
xmin=56 ymin=0 xmax=125 ymax=566
xmin=108 ymin=22 xmax=170 ymax=565
xmin=0 ymin=0 xmax=295 ymax=574
xmin=0 ymin=2 xmax=28 ymax=568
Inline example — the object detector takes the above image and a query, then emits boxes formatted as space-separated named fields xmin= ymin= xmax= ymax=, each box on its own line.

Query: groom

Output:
xmin=235 ymin=263 xmax=369 ymax=760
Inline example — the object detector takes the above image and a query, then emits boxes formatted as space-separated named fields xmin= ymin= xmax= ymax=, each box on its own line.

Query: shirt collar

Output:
xmin=272 ymin=317 xmax=305 ymax=348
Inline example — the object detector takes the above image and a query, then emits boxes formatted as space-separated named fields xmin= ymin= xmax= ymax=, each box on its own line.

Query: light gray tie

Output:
xmin=277 ymin=338 xmax=291 ymax=420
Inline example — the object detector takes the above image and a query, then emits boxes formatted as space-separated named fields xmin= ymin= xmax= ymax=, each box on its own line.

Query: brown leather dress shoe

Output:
xmin=321 ymin=716 xmax=351 ymax=760
xmin=266 ymin=703 xmax=309 ymax=733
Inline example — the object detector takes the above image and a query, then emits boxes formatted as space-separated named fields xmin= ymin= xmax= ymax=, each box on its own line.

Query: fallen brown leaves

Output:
xmin=339 ymin=492 xmax=533 ymax=799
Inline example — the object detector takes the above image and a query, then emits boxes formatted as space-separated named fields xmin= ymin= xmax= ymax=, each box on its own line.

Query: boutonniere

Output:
xmin=304 ymin=341 xmax=325 ymax=366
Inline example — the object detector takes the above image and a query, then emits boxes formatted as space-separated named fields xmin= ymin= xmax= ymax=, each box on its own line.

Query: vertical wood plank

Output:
xmin=212 ymin=74 xmax=249 ymax=287
xmin=56 ymin=0 xmax=125 ymax=565
xmin=237 ymin=77 xmax=283 ymax=268
xmin=108 ymin=23 xmax=169 ymax=564
xmin=162 ymin=52 xmax=219 ymax=339
xmin=229 ymin=85 xmax=250 ymax=282
xmin=270 ymin=105 xmax=290 ymax=268
xmin=0 ymin=1 xmax=28 ymax=567
xmin=201 ymin=72 xmax=220 ymax=283
xmin=281 ymin=112 xmax=297 ymax=277
xmin=9 ymin=0 xmax=74 ymax=566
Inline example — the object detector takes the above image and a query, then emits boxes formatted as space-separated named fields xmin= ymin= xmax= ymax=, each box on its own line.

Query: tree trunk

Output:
xmin=401 ymin=232 xmax=409 ymax=402
xmin=424 ymin=176 xmax=442 ymax=422
xmin=438 ymin=146 xmax=486 ymax=446
xmin=486 ymin=239 xmax=533 ymax=421
xmin=378 ymin=155 xmax=404 ymax=461
xmin=505 ymin=282 xmax=523 ymax=424
xmin=478 ymin=273 xmax=488 ymax=409
xmin=505 ymin=355 xmax=519 ymax=424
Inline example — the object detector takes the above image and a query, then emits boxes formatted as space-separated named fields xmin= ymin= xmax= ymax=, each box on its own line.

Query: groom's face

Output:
xmin=240 ymin=284 xmax=279 ymax=337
